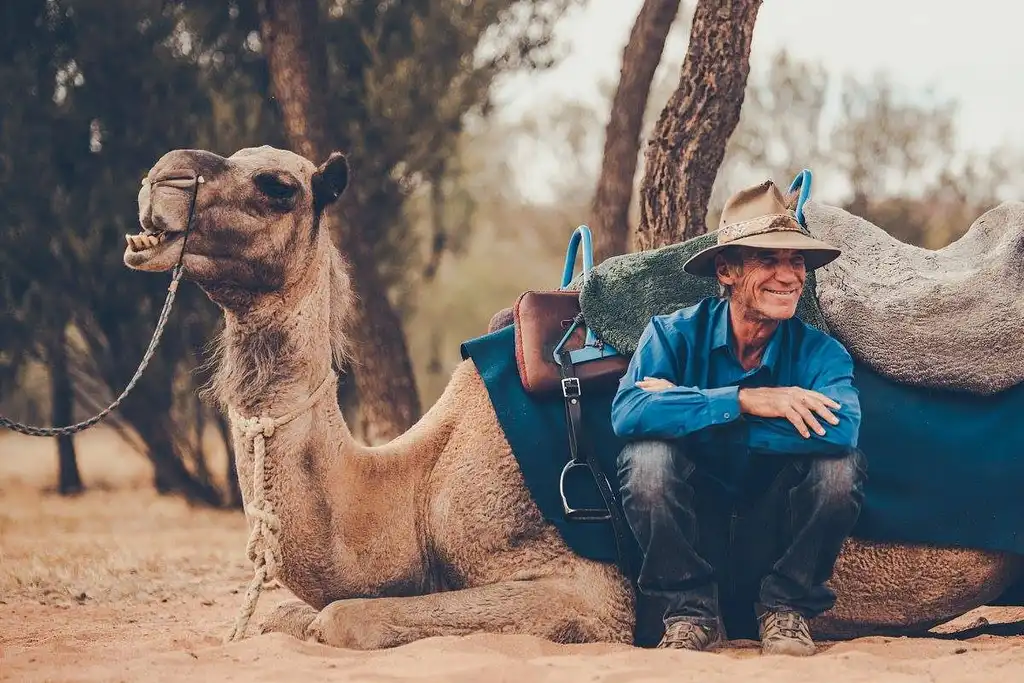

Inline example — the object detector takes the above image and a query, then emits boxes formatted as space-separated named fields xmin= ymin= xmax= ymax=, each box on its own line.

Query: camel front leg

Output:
xmin=306 ymin=577 xmax=633 ymax=649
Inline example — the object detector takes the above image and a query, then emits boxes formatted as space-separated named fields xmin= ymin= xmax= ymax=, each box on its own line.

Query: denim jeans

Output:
xmin=617 ymin=439 xmax=867 ymax=630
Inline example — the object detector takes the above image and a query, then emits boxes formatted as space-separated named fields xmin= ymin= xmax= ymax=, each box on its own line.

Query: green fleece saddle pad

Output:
xmin=575 ymin=232 xmax=831 ymax=355
xmin=576 ymin=201 xmax=1024 ymax=396
xmin=460 ymin=324 xmax=1024 ymax=570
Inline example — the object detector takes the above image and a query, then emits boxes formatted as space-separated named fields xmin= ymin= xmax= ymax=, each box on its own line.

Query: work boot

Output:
xmin=758 ymin=609 xmax=816 ymax=656
xmin=657 ymin=619 xmax=724 ymax=651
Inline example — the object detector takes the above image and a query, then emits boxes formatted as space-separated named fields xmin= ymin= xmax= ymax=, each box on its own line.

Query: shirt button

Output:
xmin=724 ymin=412 xmax=731 ymax=419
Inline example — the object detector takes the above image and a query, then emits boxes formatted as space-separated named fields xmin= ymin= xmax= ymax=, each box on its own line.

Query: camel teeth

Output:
xmin=126 ymin=232 xmax=169 ymax=251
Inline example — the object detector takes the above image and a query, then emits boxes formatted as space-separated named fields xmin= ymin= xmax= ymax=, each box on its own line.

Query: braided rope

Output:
xmin=0 ymin=174 xmax=203 ymax=438
xmin=0 ymin=272 xmax=182 ymax=437
xmin=224 ymin=372 xmax=335 ymax=642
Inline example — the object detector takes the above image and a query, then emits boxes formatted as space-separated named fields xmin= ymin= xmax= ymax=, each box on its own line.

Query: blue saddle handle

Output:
xmin=557 ymin=224 xmax=598 ymax=348
xmin=787 ymin=169 xmax=813 ymax=227
xmin=559 ymin=225 xmax=594 ymax=289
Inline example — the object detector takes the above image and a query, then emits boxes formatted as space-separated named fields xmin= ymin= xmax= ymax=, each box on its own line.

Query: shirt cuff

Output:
xmin=704 ymin=386 xmax=740 ymax=426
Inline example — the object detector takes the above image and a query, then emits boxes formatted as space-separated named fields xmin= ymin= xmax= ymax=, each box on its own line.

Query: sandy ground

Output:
xmin=2 ymin=429 xmax=1024 ymax=682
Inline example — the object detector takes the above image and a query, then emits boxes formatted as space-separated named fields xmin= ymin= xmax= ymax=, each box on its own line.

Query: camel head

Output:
xmin=126 ymin=145 xmax=349 ymax=310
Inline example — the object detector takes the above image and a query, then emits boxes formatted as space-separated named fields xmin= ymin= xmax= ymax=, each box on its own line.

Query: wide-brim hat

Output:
xmin=682 ymin=179 xmax=841 ymax=277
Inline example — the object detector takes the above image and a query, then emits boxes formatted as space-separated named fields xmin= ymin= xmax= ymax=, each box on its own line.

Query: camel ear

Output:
xmin=312 ymin=152 xmax=349 ymax=211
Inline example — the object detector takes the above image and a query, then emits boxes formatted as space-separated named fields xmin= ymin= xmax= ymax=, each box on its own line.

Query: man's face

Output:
xmin=716 ymin=247 xmax=806 ymax=321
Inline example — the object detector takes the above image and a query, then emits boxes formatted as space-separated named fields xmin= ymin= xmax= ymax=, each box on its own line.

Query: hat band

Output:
xmin=718 ymin=213 xmax=805 ymax=245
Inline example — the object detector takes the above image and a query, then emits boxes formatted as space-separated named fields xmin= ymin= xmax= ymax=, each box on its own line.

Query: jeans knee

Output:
xmin=617 ymin=440 xmax=685 ymax=510
xmin=808 ymin=448 xmax=866 ymax=514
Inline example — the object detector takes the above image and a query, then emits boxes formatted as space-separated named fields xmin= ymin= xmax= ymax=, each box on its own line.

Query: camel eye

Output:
xmin=255 ymin=173 xmax=298 ymax=202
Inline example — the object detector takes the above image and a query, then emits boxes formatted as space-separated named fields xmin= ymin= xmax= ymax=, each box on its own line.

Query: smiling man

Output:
xmin=611 ymin=180 xmax=866 ymax=656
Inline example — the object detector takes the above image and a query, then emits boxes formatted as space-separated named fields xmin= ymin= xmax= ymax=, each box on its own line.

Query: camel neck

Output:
xmin=216 ymin=265 xmax=335 ymax=419
xmin=218 ymin=258 xmax=363 ymax=608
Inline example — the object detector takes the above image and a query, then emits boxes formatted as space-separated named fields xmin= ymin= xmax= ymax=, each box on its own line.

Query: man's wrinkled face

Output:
xmin=716 ymin=246 xmax=806 ymax=321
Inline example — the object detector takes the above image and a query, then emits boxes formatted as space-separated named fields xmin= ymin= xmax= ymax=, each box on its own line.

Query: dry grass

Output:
xmin=0 ymin=429 xmax=252 ymax=611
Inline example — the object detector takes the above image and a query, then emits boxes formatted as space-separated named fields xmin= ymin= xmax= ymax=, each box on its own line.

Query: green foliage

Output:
xmin=0 ymin=0 xmax=582 ymax=499
xmin=0 ymin=0 xmax=224 ymax=500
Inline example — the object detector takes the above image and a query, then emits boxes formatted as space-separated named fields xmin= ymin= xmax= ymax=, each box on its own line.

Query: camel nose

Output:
xmin=150 ymin=148 xmax=228 ymax=183
xmin=137 ymin=176 xmax=153 ymax=228
xmin=136 ymin=170 xmax=201 ymax=234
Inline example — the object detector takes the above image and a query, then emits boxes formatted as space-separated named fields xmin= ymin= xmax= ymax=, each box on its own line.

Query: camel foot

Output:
xmin=259 ymin=598 xmax=319 ymax=640
xmin=306 ymin=598 xmax=411 ymax=650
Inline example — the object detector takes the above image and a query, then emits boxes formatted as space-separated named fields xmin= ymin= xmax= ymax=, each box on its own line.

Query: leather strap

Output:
xmin=556 ymin=333 xmax=635 ymax=580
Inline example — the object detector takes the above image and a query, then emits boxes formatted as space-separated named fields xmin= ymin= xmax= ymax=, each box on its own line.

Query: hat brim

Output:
xmin=682 ymin=227 xmax=841 ymax=277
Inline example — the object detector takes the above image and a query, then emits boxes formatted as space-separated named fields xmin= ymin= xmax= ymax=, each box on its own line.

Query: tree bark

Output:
xmin=215 ymin=411 xmax=242 ymax=508
xmin=258 ymin=0 xmax=422 ymax=442
xmin=257 ymin=0 xmax=329 ymax=158
xmin=120 ymin=396 xmax=223 ymax=505
xmin=635 ymin=0 xmax=762 ymax=249
xmin=49 ymin=326 xmax=84 ymax=495
xmin=592 ymin=0 xmax=682 ymax=263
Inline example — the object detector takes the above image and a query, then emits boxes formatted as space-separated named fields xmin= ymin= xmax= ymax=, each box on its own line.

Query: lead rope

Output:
xmin=0 ymin=174 xmax=203 ymax=437
xmin=224 ymin=371 xmax=336 ymax=642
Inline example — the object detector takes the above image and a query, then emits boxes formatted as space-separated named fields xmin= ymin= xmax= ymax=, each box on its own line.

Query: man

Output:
xmin=611 ymin=180 xmax=866 ymax=656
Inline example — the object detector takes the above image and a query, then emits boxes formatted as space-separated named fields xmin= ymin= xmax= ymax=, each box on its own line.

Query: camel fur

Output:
xmin=125 ymin=145 xmax=1021 ymax=648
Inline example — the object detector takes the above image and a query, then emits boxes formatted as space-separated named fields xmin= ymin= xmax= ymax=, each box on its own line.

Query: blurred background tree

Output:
xmin=1 ymin=0 xmax=1019 ymax=503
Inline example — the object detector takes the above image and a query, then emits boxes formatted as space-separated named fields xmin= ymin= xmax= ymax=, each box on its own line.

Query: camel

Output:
xmin=124 ymin=145 xmax=1022 ymax=649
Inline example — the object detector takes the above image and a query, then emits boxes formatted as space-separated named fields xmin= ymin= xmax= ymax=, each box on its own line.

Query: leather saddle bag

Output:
xmin=512 ymin=223 xmax=629 ymax=396
xmin=513 ymin=290 xmax=627 ymax=395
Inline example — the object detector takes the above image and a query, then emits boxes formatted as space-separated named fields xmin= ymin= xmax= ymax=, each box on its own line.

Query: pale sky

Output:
xmin=492 ymin=0 xmax=1024 ymax=198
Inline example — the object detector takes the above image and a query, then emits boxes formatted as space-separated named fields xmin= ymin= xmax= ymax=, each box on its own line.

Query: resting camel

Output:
xmin=125 ymin=145 xmax=1021 ymax=649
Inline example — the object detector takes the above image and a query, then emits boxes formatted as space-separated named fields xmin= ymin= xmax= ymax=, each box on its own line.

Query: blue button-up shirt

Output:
xmin=610 ymin=297 xmax=861 ymax=494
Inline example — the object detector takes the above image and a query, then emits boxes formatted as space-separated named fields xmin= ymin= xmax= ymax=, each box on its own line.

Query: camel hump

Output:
xmin=806 ymin=200 xmax=1024 ymax=395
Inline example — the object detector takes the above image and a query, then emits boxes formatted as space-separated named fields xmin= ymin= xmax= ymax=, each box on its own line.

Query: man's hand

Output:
xmin=635 ymin=376 xmax=676 ymax=392
xmin=738 ymin=386 xmax=841 ymax=438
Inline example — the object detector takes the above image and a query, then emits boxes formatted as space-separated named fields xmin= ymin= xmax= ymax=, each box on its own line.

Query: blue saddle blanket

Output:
xmin=460 ymin=325 xmax=1024 ymax=564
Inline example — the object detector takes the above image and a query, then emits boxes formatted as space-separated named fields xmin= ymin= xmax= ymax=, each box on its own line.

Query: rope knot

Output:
xmin=238 ymin=415 xmax=277 ymax=440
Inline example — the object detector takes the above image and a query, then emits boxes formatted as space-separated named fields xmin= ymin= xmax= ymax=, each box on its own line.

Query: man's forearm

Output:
xmin=611 ymin=383 xmax=741 ymax=439
xmin=744 ymin=384 xmax=861 ymax=454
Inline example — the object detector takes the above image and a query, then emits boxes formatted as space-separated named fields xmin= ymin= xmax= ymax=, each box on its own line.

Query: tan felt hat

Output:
xmin=682 ymin=179 xmax=841 ymax=277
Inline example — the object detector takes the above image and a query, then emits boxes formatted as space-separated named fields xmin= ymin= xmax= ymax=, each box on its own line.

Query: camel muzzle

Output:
xmin=126 ymin=172 xmax=203 ymax=269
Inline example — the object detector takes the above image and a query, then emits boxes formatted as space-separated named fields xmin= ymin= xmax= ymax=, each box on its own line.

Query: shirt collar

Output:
xmin=711 ymin=298 xmax=731 ymax=351
xmin=713 ymin=298 xmax=784 ymax=374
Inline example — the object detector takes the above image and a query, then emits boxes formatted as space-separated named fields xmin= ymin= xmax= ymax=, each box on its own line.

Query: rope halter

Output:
xmin=224 ymin=371 xmax=336 ymax=642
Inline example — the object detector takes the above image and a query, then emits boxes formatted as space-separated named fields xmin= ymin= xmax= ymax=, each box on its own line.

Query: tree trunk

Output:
xmin=121 ymin=399 xmax=223 ymax=505
xmin=256 ymin=0 xmax=329 ymax=158
xmin=344 ymin=244 xmax=422 ymax=444
xmin=49 ymin=326 xmax=84 ymax=495
xmin=635 ymin=0 xmax=762 ymax=249
xmin=215 ymin=411 xmax=242 ymax=508
xmin=258 ymin=0 xmax=422 ymax=443
xmin=592 ymin=0 xmax=682 ymax=263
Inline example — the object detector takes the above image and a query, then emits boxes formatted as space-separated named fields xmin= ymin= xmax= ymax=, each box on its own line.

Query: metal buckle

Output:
xmin=561 ymin=377 xmax=580 ymax=398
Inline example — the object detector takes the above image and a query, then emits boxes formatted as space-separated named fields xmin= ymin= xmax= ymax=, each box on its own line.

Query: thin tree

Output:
xmin=257 ymin=0 xmax=422 ymax=443
xmin=635 ymin=0 xmax=762 ymax=247
xmin=591 ymin=0 xmax=682 ymax=263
